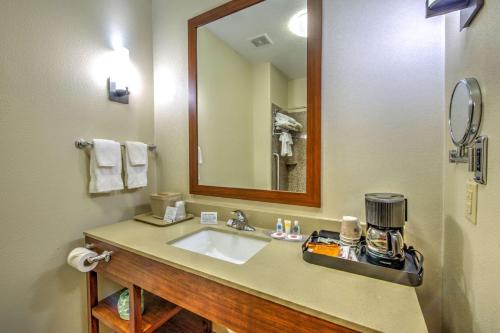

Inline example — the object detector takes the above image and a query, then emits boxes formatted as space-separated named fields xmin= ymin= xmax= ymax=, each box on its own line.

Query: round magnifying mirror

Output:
xmin=449 ymin=78 xmax=482 ymax=147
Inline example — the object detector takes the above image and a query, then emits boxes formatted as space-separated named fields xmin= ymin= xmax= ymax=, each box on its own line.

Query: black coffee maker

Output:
xmin=365 ymin=193 xmax=407 ymax=269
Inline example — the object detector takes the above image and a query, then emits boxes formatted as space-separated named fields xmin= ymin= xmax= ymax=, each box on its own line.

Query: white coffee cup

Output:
xmin=340 ymin=216 xmax=361 ymax=245
xmin=175 ymin=201 xmax=186 ymax=220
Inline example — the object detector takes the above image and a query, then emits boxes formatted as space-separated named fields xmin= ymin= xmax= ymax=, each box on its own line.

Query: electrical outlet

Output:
xmin=465 ymin=180 xmax=478 ymax=224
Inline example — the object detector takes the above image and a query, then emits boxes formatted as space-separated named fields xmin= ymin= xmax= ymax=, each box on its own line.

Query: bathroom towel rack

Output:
xmin=272 ymin=128 xmax=307 ymax=140
xmin=74 ymin=138 xmax=157 ymax=151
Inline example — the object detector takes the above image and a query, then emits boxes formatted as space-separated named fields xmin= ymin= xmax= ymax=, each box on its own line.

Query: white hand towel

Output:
xmin=286 ymin=133 xmax=294 ymax=157
xmin=125 ymin=141 xmax=148 ymax=165
xmin=93 ymin=139 xmax=119 ymax=167
xmin=287 ymin=135 xmax=294 ymax=157
xmin=124 ymin=141 xmax=148 ymax=189
xmin=279 ymin=132 xmax=293 ymax=157
xmin=89 ymin=140 xmax=124 ymax=193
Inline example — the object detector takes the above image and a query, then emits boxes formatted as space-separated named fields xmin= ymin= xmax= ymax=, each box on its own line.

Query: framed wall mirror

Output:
xmin=188 ymin=0 xmax=322 ymax=207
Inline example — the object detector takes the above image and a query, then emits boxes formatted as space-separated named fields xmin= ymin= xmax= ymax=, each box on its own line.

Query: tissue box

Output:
xmin=150 ymin=192 xmax=182 ymax=218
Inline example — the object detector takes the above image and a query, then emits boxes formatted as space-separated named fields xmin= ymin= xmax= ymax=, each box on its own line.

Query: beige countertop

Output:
xmin=85 ymin=218 xmax=427 ymax=333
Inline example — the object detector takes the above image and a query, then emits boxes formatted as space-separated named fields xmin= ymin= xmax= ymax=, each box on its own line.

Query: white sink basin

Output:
xmin=169 ymin=228 xmax=270 ymax=264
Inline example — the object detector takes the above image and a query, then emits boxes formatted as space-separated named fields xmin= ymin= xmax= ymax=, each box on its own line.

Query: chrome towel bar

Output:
xmin=75 ymin=138 xmax=157 ymax=151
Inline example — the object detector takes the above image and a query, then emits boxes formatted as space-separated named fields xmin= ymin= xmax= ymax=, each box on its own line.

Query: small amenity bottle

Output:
xmin=276 ymin=218 xmax=284 ymax=233
xmin=292 ymin=220 xmax=301 ymax=235
xmin=284 ymin=219 xmax=292 ymax=234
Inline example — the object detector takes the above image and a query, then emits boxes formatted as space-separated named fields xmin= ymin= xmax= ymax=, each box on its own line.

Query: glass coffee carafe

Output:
xmin=365 ymin=193 xmax=407 ymax=269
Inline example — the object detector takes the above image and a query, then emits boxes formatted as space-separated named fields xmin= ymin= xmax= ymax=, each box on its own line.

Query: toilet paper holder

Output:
xmin=85 ymin=243 xmax=113 ymax=263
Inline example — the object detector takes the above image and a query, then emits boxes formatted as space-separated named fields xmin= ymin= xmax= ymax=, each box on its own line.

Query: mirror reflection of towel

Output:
xmin=279 ymin=132 xmax=293 ymax=157
xmin=275 ymin=112 xmax=302 ymax=131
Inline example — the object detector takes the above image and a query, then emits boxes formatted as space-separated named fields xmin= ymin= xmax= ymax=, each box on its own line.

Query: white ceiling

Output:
xmin=204 ymin=0 xmax=307 ymax=80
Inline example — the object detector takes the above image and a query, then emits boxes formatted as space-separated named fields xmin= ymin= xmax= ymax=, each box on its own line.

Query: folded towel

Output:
xmin=89 ymin=139 xmax=124 ymax=193
xmin=125 ymin=141 xmax=147 ymax=165
xmin=124 ymin=141 xmax=148 ymax=189
xmin=93 ymin=139 xmax=119 ymax=167
xmin=275 ymin=112 xmax=303 ymax=131
xmin=279 ymin=132 xmax=293 ymax=157
xmin=275 ymin=122 xmax=301 ymax=131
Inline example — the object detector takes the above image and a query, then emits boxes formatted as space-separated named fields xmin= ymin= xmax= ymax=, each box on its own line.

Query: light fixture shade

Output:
xmin=425 ymin=0 xmax=484 ymax=31
xmin=108 ymin=47 xmax=131 ymax=104
xmin=288 ymin=9 xmax=307 ymax=38
xmin=425 ymin=0 xmax=469 ymax=18
xmin=111 ymin=47 xmax=130 ymax=90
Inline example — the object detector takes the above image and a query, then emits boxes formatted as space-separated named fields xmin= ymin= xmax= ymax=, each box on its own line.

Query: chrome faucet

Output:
xmin=226 ymin=210 xmax=255 ymax=231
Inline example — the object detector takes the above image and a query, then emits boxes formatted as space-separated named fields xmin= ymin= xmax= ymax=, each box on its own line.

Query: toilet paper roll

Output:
xmin=67 ymin=247 xmax=98 ymax=272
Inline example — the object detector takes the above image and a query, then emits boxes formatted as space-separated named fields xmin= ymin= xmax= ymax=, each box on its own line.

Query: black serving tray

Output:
xmin=302 ymin=230 xmax=424 ymax=287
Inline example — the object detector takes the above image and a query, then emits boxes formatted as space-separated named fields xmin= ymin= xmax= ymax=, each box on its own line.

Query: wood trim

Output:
xmin=87 ymin=237 xmax=357 ymax=333
xmin=307 ymin=0 xmax=322 ymax=206
xmin=188 ymin=0 xmax=264 ymax=28
xmin=188 ymin=0 xmax=322 ymax=207
xmin=87 ymin=271 xmax=99 ymax=333
xmin=129 ymin=285 xmax=143 ymax=333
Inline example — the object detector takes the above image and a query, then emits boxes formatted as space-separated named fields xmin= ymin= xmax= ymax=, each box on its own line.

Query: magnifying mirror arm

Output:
xmin=449 ymin=145 xmax=471 ymax=164
xmin=449 ymin=136 xmax=488 ymax=185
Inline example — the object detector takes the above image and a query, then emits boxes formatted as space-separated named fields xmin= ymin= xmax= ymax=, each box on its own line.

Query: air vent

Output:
xmin=249 ymin=34 xmax=273 ymax=47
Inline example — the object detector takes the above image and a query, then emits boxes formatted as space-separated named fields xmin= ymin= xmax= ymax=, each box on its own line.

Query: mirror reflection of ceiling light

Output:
xmin=288 ymin=9 xmax=307 ymax=38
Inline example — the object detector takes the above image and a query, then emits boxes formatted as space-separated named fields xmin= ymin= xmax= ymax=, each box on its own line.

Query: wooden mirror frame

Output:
xmin=188 ymin=0 xmax=322 ymax=207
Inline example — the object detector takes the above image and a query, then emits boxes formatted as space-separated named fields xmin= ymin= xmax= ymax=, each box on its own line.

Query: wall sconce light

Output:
xmin=426 ymin=0 xmax=484 ymax=31
xmin=108 ymin=46 xmax=131 ymax=104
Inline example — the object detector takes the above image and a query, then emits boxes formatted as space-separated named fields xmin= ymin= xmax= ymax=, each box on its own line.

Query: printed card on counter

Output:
xmin=164 ymin=206 xmax=178 ymax=223
xmin=200 ymin=212 xmax=218 ymax=225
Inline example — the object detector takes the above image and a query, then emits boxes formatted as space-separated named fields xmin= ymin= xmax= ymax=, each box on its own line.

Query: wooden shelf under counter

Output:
xmin=91 ymin=288 xmax=182 ymax=333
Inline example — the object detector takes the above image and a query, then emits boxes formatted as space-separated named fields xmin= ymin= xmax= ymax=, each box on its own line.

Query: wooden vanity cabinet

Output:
xmin=86 ymin=270 xmax=211 ymax=333
xmin=85 ymin=236 xmax=357 ymax=333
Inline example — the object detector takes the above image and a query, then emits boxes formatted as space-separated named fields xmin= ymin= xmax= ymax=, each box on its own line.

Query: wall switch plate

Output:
xmin=465 ymin=180 xmax=478 ymax=224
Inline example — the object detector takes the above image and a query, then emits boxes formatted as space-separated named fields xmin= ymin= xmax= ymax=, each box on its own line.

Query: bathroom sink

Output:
xmin=169 ymin=228 xmax=270 ymax=264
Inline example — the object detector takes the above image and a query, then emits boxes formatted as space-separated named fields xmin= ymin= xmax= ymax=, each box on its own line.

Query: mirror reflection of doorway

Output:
xmin=271 ymin=104 xmax=307 ymax=192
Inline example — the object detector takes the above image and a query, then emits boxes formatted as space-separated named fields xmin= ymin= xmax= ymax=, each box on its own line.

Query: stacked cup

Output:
xmin=340 ymin=216 xmax=362 ymax=246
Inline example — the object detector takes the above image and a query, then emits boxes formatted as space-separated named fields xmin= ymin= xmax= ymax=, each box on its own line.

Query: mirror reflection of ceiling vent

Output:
xmin=249 ymin=34 xmax=273 ymax=47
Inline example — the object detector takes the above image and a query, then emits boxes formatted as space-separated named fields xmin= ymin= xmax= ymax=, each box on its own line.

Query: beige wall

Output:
xmin=153 ymin=1 xmax=444 ymax=331
xmin=197 ymin=27 xmax=254 ymax=188
xmin=252 ymin=63 xmax=272 ymax=189
xmin=443 ymin=7 xmax=500 ymax=333
xmin=0 ymin=0 xmax=154 ymax=332
xmin=270 ymin=64 xmax=289 ymax=110
xmin=288 ymin=77 xmax=307 ymax=110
